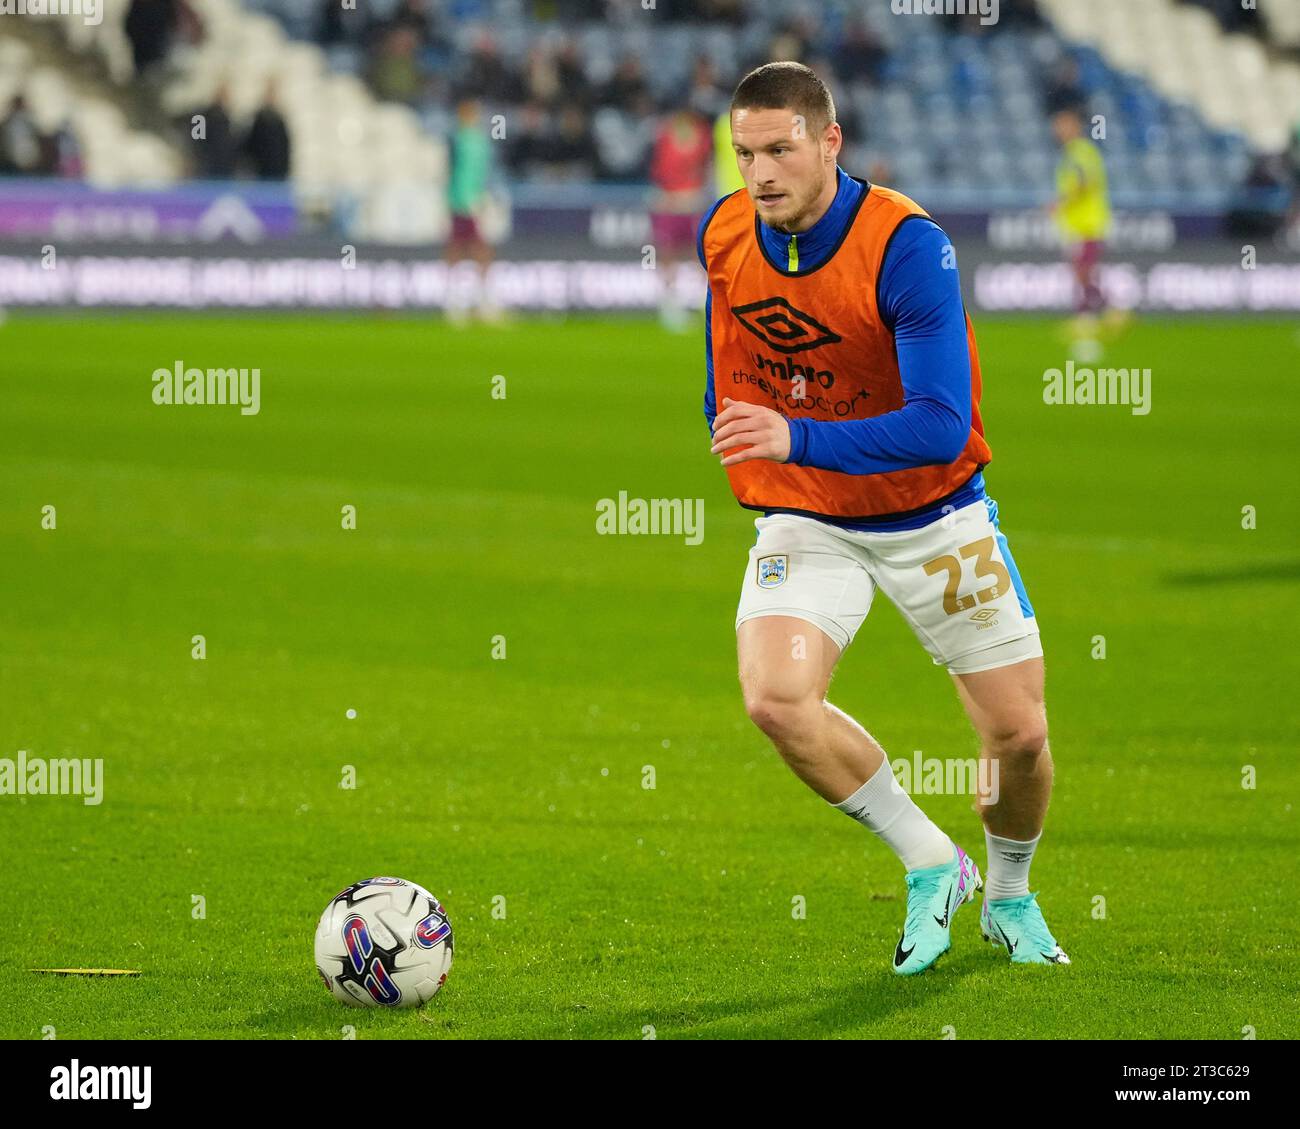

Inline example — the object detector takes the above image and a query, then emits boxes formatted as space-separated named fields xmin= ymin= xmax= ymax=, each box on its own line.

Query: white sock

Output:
xmin=832 ymin=757 xmax=954 ymax=872
xmin=984 ymin=829 xmax=1040 ymax=901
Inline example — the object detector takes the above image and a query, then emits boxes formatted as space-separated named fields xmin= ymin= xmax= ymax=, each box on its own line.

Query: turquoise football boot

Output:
xmin=893 ymin=841 xmax=982 ymax=975
xmin=980 ymin=891 xmax=1070 ymax=965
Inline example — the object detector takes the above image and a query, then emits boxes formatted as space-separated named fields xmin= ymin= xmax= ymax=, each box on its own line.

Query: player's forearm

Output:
xmin=786 ymin=397 xmax=969 ymax=475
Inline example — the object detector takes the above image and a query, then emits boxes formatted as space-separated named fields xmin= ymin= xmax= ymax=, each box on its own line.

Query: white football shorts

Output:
xmin=735 ymin=497 xmax=1042 ymax=675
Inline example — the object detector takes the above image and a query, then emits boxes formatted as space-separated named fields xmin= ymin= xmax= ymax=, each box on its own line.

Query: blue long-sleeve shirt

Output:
xmin=699 ymin=167 xmax=986 ymax=531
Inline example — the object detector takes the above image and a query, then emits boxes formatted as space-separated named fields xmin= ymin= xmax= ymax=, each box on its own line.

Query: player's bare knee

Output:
xmin=744 ymin=688 xmax=818 ymax=745
xmin=985 ymin=720 xmax=1049 ymax=763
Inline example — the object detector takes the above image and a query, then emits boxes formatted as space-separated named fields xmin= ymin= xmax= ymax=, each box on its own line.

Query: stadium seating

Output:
xmin=1259 ymin=0 xmax=1300 ymax=49
xmin=1182 ymin=0 xmax=1300 ymax=50
xmin=244 ymin=0 xmax=1263 ymax=208
xmin=1039 ymin=0 xmax=1299 ymax=154
xmin=3 ymin=0 xmax=1281 ymax=213
xmin=20 ymin=0 xmax=448 ymax=238
xmin=0 ymin=30 xmax=181 ymax=186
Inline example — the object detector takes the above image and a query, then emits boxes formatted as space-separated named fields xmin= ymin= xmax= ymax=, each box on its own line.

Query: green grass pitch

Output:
xmin=1 ymin=313 xmax=1296 ymax=1039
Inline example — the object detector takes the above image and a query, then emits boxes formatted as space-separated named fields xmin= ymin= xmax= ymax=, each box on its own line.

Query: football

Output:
xmin=314 ymin=877 xmax=453 ymax=1008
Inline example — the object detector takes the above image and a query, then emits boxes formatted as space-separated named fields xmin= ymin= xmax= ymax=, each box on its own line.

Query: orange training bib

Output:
xmin=702 ymin=180 xmax=991 ymax=520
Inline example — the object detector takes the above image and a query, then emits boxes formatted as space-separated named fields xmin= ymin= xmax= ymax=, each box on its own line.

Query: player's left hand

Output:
xmin=710 ymin=398 xmax=791 ymax=466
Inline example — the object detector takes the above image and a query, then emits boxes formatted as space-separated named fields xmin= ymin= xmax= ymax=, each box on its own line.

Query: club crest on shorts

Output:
xmin=757 ymin=554 xmax=788 ymax=589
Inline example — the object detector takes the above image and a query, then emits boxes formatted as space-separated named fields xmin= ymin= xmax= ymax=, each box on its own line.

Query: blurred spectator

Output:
xmin=49 ymin=119 xmax=85 ymax=179
xmin=757 ymin=12 xmax=819 ymax=67
xmin=832 ymin=18 xmax=887 ymax=87
xmin=686 ymin=55 xmax=727 ymax=120
xmin=369 ymin=25 xmax=425 ymax=107
xmin=316 ymin=0 xmax=366 ymax=47
xmin=507 ymin=102 xmax=596 ymax=180
xmin=763 ymin=25 xmax=808 ymax=66
xmin=456 ymin=31 xmax=522 ymax=104
xmin=601 ymin=57 xmax=649 ymax=113
xmin=126 ymin=0 xmax=176 ymax=73
xmin=245 ymin=83 xmax=292 ymax=180
xmin=592 ymin=93 xmax=657 ymax=181
xmin=1225 ymin=151 xmax=1292 ymax=237
xmin=506 ymin=102 xmax=555 ymax=179
xmin=547 ymin=106 xmax=596 ymax=179
xmin=522 ymin=44 xmax=563 ymax=108
xmin=0 ymin=97 xmax=84 ymax=179
xmin=125 ymin=0 xmax=202 ymax=76
xmin=808 ymin=57 xmax=862 ymax=145
xmin=192 ymin=85 xmax=238 ymax=178
xmin=386 ymin=0 xmax=440 ymax=46
xmin=555 ymin=39 xmax=592 ymax=108
xmin=0 ymin=95 xmax=46 ymax=176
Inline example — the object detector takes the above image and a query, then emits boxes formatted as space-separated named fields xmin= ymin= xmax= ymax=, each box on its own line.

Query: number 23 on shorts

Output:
xmin=923 ymin=537 xmax=1011 ymax=615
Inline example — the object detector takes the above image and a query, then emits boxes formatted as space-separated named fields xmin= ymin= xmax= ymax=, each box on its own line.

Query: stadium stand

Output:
xmin=0 ymin=0 xmax=1292 ymax=219
xmin=1039 ymin=0 xmax=1299 ymax=156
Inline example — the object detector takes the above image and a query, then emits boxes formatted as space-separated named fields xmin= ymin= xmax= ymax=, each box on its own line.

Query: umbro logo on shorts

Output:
xmin=730 ymin=297 xmax=841 ymax=355
xmin=757 ymin=554 xmax=788 ymax=588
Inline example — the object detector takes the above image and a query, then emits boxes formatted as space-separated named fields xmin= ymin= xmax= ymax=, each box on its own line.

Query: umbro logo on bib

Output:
xmin=731 ymin=297 xmax=841 ymax=355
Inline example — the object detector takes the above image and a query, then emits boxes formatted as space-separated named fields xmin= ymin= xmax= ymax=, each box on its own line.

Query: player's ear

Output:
xmin=823 ymin=121 xmax=842 ymax=163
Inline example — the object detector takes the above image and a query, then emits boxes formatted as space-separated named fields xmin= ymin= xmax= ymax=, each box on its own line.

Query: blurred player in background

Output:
xmin=713 ymin=108 xmax=746 ymax=196
xmin=1051 ymin=106 xmax=1113 ymax=361
xmin=446 ymin=97 xmax=500 ymax=324
xmin=701 ymin=63 xmax=1067 ymax=976
xmin=649 ymin=108 xmax=712 ymax=333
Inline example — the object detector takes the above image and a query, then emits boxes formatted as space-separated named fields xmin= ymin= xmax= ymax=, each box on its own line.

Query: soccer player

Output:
xmin=445 ymin=97 xmax=501 ymax=324
xmin=649 ymin=108 xmax=713 ymax=333
xmin=699 ymin=63 xmax=1068 ymax=974
xmin=1051 ymin=105 xmax=1112 ymax=361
